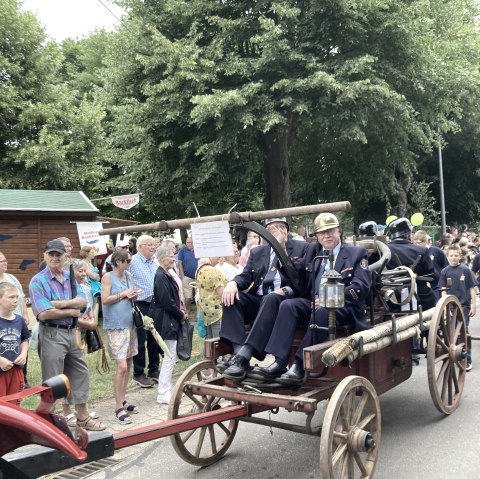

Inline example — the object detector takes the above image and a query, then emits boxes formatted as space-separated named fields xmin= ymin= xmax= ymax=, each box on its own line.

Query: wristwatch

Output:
xmin=281 ymin=287 xmax=289 ymax=296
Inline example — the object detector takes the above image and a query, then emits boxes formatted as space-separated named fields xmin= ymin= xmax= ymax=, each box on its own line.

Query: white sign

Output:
xmin=112 ymin=194 xmax=140 ymax=210
xmin=190 ymin=221 xmax=234 ymax=258
xmin=76 ymin=222 xmax=108 ymax=255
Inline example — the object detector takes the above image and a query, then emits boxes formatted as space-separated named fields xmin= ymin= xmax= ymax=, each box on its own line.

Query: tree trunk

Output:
xmin=391 ymin=166 xmax=410 ymax=216
xmin=258 ymin=111 xmax=299 ymax=210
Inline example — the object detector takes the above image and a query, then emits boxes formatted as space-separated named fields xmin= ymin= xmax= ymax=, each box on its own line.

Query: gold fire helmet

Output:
xmin=313 ymin=213 xmax=340 ymax=234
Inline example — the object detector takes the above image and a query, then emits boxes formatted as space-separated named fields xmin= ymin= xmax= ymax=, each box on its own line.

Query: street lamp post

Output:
xmin=438 ymin=141 xmax=446 ymax=235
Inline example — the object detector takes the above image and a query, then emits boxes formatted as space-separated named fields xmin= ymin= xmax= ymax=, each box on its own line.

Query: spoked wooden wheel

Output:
xmin=320 ymin=376 xmax=381 ymax=479
xmin=427 ymin=295 xmax=467 ymax=414
xmin=168 ymin=360 xmax=239 ymax=466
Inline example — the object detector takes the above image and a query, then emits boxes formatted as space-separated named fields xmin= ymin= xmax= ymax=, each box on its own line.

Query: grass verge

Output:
xmin=21 ymin=325 xmax=206 ymax=410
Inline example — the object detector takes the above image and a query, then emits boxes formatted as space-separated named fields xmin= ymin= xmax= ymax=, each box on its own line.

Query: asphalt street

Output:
xmin=84 ymin=302 xmax=480 ymax=479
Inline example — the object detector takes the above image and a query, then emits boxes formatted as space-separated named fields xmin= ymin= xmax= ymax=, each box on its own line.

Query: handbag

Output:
xmin=85 ymin=328 xmax=101 ymax=353
xmin=196 ymin=310 xmax=207 ymax=338
xmin=85 ymin=328 xmax=110 ymax=373
xmin=132 ymin=303 xmax=144 ymax=329
xmin=177 ymin=319 xmax=194 ymax=361
xmin=126 ymin=272 xmax=144 ymax=328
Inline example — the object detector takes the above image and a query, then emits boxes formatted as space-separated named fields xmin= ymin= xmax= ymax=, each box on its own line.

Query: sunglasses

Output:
xmin=122 ymin=259 xmax=132 ymax=264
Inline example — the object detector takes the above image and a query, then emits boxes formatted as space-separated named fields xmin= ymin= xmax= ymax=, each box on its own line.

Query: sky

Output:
xmin=20 ymin=0 xmax=125 ymax=41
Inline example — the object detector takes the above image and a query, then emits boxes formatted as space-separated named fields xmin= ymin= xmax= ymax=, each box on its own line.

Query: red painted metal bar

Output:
xmin=113 ymin=404 xmax=268 ymax=450
xmin=2 ymin=386 xmax=48 ymax=403
xmin=0 ymin=400 xmax=87 ymax=461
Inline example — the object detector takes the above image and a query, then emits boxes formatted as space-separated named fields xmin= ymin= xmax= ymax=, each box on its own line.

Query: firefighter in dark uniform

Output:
xmin=248 ymin=213 xmax=372 ymax=384
xmin=386 ymin=218 xmax=436 ymax=310
xmin=219 ymin=217 xmax=308 ymax=378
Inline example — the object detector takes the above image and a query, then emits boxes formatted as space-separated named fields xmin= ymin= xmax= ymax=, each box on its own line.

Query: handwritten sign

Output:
xmin=76 ymin=222 xmax=107 ymax=255
xmin=190 ymin=221 xmax=234 ymax=258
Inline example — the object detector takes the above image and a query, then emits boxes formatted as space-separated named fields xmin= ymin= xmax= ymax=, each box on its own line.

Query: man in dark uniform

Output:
xmin=412 ymin=230 xmax=448 ymax=300
xmin=250 ymin=213 xmax=372 ymax=384
xmin=386 ymin=218 xmax=436 ymax=310
xmin=220 ymin=217 xmax=308 ymax=379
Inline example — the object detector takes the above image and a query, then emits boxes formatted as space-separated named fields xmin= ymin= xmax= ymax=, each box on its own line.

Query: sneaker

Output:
xmin=134 ymin=374 xmax=154 ymax=388
xmin=147 ymin=370 xmax=159 ymax=383
xmin=157 ymin=393 xmax=172 ymax=405
xmin=466 ymin=363 xmax=473 ymax=372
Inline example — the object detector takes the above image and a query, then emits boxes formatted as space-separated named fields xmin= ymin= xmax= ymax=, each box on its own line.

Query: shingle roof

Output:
xmin=0 ymin=189 xmax=99 ymax=212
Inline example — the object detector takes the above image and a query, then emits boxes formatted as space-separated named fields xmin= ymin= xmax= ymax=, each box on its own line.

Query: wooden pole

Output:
xmin=98 ymin=201 xmax=351 ymax=235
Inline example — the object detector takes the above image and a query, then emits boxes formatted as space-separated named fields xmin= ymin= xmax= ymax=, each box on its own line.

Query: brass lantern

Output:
xmin=318 ymin=251 xmax=345 ymax=340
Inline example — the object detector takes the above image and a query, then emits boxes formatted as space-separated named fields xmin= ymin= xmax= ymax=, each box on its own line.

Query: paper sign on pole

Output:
xmin=76 ymin=222 xmax=108 ymax=255
xmin=190 ymin=221 xmax=234 ymax=259
xmin=112 ymin=194 xmax=140 ymax=210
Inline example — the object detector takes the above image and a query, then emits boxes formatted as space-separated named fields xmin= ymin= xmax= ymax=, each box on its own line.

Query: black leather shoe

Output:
xmin=277 ymin=360 xmax=305 ymax=385
xmin=223 ymin=355 xmax=251 ymax=380
xmin=216 ymin=358 xmax=232 ymax=373
xmin=251 ymin=361 xmax=287 ymax=379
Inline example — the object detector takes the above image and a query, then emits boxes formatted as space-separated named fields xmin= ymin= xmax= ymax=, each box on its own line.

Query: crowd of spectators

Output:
xmin=2 ymin=217 xmax=480 ymax=432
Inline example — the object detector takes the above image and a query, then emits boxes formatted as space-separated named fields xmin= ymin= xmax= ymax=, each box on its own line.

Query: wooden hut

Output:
xmin=0 ymin=189 xmax=99 ymax=292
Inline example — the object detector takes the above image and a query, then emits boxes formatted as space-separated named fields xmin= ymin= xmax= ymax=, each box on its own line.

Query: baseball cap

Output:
xmin=44 ymin=240 xmax=66 ymax=254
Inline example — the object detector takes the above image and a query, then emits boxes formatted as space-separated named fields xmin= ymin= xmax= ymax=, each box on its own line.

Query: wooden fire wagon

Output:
xmin=0 ymin=202 xmax=467 ymax=479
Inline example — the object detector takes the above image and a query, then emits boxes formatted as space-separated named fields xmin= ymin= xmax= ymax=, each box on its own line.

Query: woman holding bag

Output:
xmin=101 ymin=249 xmax=140 ymax=424
xmin=152 ymin=246 xmax=186 ymax=405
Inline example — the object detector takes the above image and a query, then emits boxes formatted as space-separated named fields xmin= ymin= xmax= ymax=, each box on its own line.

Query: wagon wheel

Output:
xmin=168 ymin=360 xmax=239 ymax=466
xmin=320 ymin=376 xmax=381 ymax=479
xmin=427 ymin=294 xmax=467 ymax=415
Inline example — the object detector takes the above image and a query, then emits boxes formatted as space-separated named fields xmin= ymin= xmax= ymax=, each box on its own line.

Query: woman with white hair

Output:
xmin=152 ymin=246 xmax=186 ymax=404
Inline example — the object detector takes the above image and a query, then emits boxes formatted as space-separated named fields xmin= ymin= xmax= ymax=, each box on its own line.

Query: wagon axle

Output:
xmin=349 ymin=428 xmax=376 ymax=453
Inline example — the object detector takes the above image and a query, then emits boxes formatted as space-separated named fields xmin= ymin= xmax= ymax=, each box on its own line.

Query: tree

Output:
xmin=0 ymin=1 xmax=108 ymax=191
xmin=103 ymin=0 xmax=480 ymax=221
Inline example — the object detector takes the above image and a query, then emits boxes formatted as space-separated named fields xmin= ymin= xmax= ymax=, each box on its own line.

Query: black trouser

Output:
xmin=220 ymin=292 xmax=263 ymax=347
xmin=133 ymin=301 xmax=161 ymax=378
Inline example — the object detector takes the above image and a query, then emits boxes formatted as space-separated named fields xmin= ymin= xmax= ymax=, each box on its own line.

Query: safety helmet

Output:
xmin=313 ymin=213 xmax=340 ymax=234
xmin=388 ymin=217 xmax=413 ymax=240
xmin=264 ymin=217 xmax=289 ymax=230
xmin=358 ymin=221 xmax=378 ymax=237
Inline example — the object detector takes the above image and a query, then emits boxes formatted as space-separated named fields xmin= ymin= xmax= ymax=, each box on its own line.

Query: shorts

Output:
xmin=0 ymin=366 xmax=24 ymax=405
xmin=182 ymin=276 xmax=195 ymax=301
xmin=106 ymin=326 xmax=138 ymax=360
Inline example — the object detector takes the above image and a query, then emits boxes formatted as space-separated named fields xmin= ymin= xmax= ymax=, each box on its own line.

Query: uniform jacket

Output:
xmin=152 ymin=266 xmax=184 ymax=340
xmin=387 ymin=238 xmax=436 ymax=309
xmin=233 ymin=239 xmax=308 ymax=295
xmin=428 ymin=245 xmax=448 ymax=288
xmin=300 ymin=242 xmax=372 ymax=332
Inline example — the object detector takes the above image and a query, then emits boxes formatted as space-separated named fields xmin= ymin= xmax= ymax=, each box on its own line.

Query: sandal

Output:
xmin=123 ymin=400 xmax=139 ymax=414
xmin=89 ymin=411 xmax=100 ymax=420
xmin=77 ymin=416 xmax=107 ymax=431
xmin=115 ymin=408 xmax=133 ymax=425
xmin=64 ymin=413 xmax=77 ymax=428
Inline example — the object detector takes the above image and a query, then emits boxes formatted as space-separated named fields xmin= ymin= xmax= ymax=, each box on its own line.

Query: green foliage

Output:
xmin=101 ymin=0 xmax=480 ymax=223
xmin=406 ymin=180 xmax=440 ymax=226
xmin=3 ymin=0 xmax=480 ymax=229
xmin=0 ymin=1 xmax=109 ymax=192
